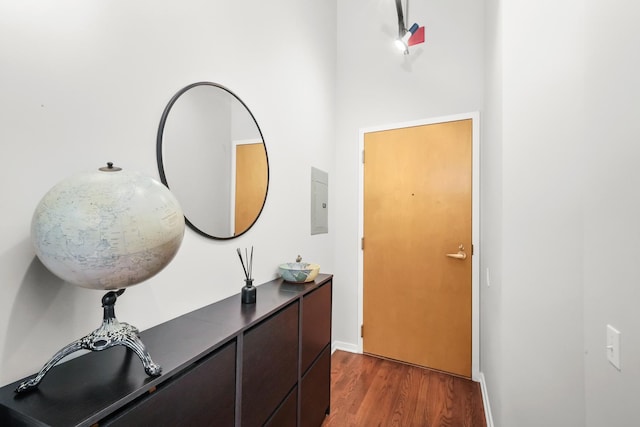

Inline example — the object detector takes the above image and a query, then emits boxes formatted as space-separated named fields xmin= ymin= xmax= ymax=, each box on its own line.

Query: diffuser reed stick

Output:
xmin=237 ymin=246 xmax=253 ymax=281
xmin=249 ymin=246 xmax=253 ymax=279
xmin=238 ymin=246 xmax=256 ymax=304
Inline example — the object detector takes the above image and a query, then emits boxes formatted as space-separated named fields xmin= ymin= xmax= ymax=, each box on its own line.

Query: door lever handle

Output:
xmin=446 ymin=244 xmax=467 ymax=260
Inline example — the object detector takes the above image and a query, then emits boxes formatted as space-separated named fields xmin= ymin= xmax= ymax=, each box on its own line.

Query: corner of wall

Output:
xmin=478 ymin=372 xmax=495 ymax=427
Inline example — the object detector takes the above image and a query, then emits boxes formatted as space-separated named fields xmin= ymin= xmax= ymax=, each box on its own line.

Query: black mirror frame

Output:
xmin=156 ymin=81 xmax=269 ymax=240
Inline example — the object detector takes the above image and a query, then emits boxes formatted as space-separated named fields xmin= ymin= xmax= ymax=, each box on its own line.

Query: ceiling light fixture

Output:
xmin=394 ymin=0 xmax=425 ymax=54
xmin=395 ymin=22 xmax=419 ymax=51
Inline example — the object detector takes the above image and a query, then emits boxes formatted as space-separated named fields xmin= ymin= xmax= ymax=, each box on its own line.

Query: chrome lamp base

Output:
xmin=16 ymin=289 xmax=161 ymax=393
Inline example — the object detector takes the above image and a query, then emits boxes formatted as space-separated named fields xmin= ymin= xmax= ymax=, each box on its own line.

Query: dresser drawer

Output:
xmin=301 ymin=345 xmax=331 ymax=427
xmin=301 ymin=282 xmax=332 ymax=374
xmin=242 ymin=301 xmax=299 ymax=427
xmin=102 ymin=341 xmax=236 ymax=427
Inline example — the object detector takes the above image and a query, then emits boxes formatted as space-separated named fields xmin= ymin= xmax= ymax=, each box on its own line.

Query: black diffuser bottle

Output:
xmin=237 ymin=247 xmax=256 ymax=305
xmin=241 ymin=278 xmax=256 ymax=304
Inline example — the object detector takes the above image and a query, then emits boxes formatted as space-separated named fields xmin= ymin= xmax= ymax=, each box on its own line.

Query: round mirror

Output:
xmin=157 ymin=82 xmax=269 ymax=239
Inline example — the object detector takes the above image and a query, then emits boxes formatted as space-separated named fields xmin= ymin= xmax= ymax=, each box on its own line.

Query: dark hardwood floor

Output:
xmin=322 ymin=350 xmax=486 ymax=427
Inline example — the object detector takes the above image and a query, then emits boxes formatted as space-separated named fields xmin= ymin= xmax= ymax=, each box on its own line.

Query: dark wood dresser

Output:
xmin=0 ymin=274 xmax=333 ymax=427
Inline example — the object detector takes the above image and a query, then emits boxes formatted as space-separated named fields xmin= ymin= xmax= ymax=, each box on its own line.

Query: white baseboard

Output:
xmin=331 ymin=340 xmax=360 ymax=354
xmin=478 ymin=372 xmax=494 ymax=427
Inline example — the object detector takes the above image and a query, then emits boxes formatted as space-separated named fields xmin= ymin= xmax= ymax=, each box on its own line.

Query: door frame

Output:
xmin=357 ymin=112 xmax=480 ymax=381
xmin=230 ymin=138 xmax=263 ymax=236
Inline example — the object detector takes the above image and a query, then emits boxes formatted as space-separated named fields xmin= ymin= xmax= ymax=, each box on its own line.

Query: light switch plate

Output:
xmin=606 ymin=324 xmax=621 ymax=370
xmin=310 ymin=167 xmax=328 ymax=235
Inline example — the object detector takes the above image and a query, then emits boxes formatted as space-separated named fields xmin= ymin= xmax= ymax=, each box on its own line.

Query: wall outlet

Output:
xmin=606 ymin=324 xmax=621 ymax=370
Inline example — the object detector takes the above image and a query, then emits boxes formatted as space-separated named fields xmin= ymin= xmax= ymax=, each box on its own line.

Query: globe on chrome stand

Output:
xmin=16 ymin=163 xmax=185 ymax=393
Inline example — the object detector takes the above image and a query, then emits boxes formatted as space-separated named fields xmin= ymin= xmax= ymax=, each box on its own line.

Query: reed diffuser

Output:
xmin=237 ymin=247 xmax=256 ymax=304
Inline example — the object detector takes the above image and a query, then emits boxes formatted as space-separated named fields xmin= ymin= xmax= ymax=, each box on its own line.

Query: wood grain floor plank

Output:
xmin=323 ymin=351 xmax=486 ymax=427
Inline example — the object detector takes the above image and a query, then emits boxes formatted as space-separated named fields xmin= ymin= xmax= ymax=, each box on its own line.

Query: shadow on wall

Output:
xmin=2 ymin=252 xmax=66 ymax=378
xmin=401 ymin=48 xmax=424 ymax=72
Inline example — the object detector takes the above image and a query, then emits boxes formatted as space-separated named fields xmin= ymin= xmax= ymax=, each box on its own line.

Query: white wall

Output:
xmin=0 ymin=0 xmax=336 ymax=387
xmin=482 ymin=0 xmax=587 ymax=425
xmin=483 ymin=1 xmax=640 ymax=426
xmin=502 ymin=1 xmax=586 ymax=425
xmin=480 ymin=0 xmax=504 ymax=423
xmin=583 ymin=2 xmax=640 ymax=425
xmin=334 ymin=0 xmax=484 ymax=349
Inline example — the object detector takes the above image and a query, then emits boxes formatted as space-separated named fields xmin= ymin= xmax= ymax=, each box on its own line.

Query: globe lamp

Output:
xmin=16 ymin=163 xmax=185 ymax=393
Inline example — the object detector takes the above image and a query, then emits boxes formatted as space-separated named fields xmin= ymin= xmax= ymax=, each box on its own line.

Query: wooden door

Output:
xmin=363 ymin=119 xmax=472 ymax=377
xmin=235 ymin=142 xmax=268 ymax=236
